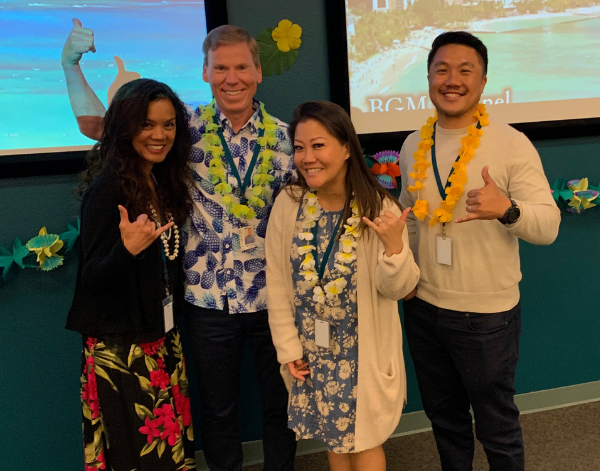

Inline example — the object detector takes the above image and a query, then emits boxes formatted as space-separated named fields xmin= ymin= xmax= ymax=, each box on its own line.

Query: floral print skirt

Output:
xmin=80 ymin=329 xmax=196 ymax=471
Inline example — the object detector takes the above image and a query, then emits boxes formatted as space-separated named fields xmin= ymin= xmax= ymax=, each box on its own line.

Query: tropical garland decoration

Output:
xmin=409 ymin=104 xmax=490 ymax=226
xmin=0 ymin=220 xmax=80 ymax=286
xmin=199 ymin=99 xmax=280 ymax=221
xmin=551 ymin=178 xmax=599 ymax=213
xmin=256 ymin=19 xmax=302 ymax=76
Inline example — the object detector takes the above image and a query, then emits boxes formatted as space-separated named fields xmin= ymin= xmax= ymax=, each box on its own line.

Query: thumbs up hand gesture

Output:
xmin=107 ymin=56 xmax=141 ymax=104
xmin=62 ymin=18 xmax=96 ymax=67
xmin=118 ymin=205 xmax=174 ymax=256
xmin=455 ymin=166 xmax=512 ymax=223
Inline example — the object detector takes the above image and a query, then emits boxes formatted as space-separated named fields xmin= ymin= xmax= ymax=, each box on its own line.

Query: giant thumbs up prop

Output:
xmin=107 ymin=56 xmax=141 ymax=105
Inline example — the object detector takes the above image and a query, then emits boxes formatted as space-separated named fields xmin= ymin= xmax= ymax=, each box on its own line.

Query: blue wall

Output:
xmin=1 ymin=1 xmax=600 ymax=469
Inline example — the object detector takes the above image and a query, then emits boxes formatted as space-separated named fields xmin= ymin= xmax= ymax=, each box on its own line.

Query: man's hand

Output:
xmin=118 ymin=205 xmax=173 ymax=256
xmin=455 ymin=166 xmax=511 ymax=223
xmin=62 ymin=18 xmax=96 ymax=67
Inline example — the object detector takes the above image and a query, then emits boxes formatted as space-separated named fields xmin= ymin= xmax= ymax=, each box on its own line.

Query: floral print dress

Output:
xmin=80 ymin=329 xmax=196 ymax=471
xmin=288 ymin=208 xmax=359 ymax=453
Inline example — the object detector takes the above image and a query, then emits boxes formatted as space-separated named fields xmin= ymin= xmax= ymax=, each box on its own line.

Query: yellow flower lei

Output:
xmin=409 ymin=103 xmax=489 ymax=227
xmin=198 ymin=100 xmax=280 ymax=220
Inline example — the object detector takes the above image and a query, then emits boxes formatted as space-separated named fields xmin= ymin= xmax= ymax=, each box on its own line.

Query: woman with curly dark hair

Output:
xmin=67 ymin=79 xmax=196 ymax=471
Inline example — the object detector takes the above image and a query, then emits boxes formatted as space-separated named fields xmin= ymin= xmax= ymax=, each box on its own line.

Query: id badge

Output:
xmin=315 ymin=319 xmax=331 ymax=348
xmin=239 ymin=225 xmax=257 ymax=252
xmin=163 ymin=295 xmax=174 ymax=333
xmin=436 ymin=235 xmax=452 ymax=266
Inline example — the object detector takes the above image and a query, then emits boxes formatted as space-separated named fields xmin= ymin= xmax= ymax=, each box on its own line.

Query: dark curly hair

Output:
xmin=76 ymin=78 xmax=192 ymax=224
xmin=287 ymin=101 xmax=402 ymax=235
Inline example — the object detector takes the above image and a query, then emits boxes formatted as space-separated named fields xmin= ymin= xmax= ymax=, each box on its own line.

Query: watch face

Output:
xmin=507 ymin=206 xmax=521 ymax=223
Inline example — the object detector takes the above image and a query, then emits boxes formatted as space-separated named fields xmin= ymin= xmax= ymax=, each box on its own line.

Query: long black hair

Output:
xmin=76 ymin=78 xmax=192 ymax=224
xmin=287 ymin=100 xmax=401 ymax=234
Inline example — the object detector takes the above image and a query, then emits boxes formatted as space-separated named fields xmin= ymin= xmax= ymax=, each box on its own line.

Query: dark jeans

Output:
xmin=185 ymin=303 xmax=296 ymax=471
xmin=404 ymin=297 xmax=524 ymax=471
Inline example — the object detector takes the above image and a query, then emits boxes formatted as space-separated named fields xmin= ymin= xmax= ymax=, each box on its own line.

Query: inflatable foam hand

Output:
xmin=107 ymin=56 xmax=141 ymax=105
xmin=62 ymin=18 xmax=97 ymax=67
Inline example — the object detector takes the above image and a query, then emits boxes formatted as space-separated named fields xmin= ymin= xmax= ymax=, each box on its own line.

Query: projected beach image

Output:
xmin=346 ymin=0 xmax=600 ymax=133
xmin=0 ymin=0 xmax=211 ymax=154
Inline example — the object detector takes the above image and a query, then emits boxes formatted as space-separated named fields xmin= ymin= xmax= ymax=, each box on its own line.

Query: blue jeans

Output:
xmin=404 ymin=297 xmax=524 ymax=471
xmin=185 ymin=303 xmax=296 ymax=471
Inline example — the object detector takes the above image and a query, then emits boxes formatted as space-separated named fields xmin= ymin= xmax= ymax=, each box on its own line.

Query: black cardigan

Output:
xmin=66 ymin=169 xmax=182 ymax=337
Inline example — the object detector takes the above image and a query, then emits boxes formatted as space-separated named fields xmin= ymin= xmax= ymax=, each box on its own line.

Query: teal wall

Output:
xmin=1 ymin=1 xmax=599 ymax=469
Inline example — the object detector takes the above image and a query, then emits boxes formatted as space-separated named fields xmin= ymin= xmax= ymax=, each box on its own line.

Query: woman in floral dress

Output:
xmin=266 ymin=101 xmax=420 ymax=470
xmin=66 ymin=79 xmax=196 ymax=471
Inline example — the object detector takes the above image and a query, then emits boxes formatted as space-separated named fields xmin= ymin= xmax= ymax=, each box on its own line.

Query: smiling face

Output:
xmin=293 ymin=119 xmax=350 ymax=194
xmin=428 ymin=44 xmax=487 ymax=128
xmin=132 ymin=98 xmax=176 ymax=174
xmin=202 ymin=42 xmax=262 ymax=123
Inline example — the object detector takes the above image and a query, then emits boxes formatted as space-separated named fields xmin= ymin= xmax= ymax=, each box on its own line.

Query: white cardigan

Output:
xmin=265 ymin=189 xmax=420 ymax=452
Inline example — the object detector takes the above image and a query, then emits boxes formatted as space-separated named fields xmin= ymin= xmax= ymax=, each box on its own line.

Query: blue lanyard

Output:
xmin=431 ymin=121 xmax=482 ymax=200
xmin=213 ymin=115 xmax=265 ymax=205
xmin=311 ymin=214 xmax=343 ymax=283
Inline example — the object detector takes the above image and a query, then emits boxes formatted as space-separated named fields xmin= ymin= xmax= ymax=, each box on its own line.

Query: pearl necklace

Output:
xmin=149 ymin=205 xmax=180 ymax=261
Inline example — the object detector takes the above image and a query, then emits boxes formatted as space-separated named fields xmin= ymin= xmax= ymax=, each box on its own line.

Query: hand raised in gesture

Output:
xmin=362 ymin=207 xmax=411 ymax=257
xmin=118 ymin=205 xmax=173 ymax=256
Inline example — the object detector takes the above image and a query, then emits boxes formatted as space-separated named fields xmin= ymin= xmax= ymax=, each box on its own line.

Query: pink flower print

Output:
xmin=154 ymin=403 xmax=176 ymax=423
xmin=172 ymin=385 xmax=192 ymax=427
xmin=156 ymin=356 xmax=165 ymax=370
xmin=160 ymin=417 xmax=182 ymax=446
xmin=139 ymin=417 xmax=161 ymax=444
xmin=140 ymin=337 xmax=165 ymax=356
xmin=150 ymin=369 xmax=170 ymax=390
xmin=86 ymin=337 xmax=97 ymax=351
xmin=96 ymin=450 xmax=106 ymax=470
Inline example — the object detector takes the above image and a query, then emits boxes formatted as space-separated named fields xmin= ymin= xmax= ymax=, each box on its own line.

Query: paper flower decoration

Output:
xmin=566 ymin=178 xmax=598 ymax=213
xmin=272 ymin=20 xmax=302 ymax=52
xmin=256 ymin=20 xmax=302 ymax=76
xmin=26 ymin=227 xmax=64 ymax=271
xmin=369 ymin=150 xmax=401 ymax=189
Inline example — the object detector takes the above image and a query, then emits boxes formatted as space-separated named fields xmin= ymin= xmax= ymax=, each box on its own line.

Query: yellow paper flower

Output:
xmin=26 ymin=227 xmax=64 ymax=269
xmin=412 ymin=199 xmax=429 ymax=221
xmin=407 ymin=180 xmax=424 ymax=193
xmin=272 ymin=20 xmax=302 ymax=52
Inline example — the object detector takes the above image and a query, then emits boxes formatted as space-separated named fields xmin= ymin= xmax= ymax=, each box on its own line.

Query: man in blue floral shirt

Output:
xmin=180 ymin=26 xmax=297 ymax=471
xmin=61 ymin=20 xmax=297 ymax=471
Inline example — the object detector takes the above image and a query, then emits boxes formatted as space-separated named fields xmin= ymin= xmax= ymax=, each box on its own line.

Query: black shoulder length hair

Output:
xmin=287 ymin=100 xmax=402 ymax=235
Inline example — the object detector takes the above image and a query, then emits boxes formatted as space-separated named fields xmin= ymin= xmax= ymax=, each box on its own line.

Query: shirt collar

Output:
xmin=215 ymin=99 xmax=262 ymax=135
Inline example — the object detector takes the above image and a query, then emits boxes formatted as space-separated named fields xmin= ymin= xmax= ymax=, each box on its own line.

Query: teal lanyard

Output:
xmin=431 ymin=121 xmax=482 ymax=200
xmin=311 ymin=214 xmax=343 ymax=283
xmin=213 ymin=115 xmax=265 ymax=205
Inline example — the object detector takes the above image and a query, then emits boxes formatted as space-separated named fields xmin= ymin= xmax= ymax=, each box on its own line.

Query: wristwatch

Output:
xmin=498 ymin=199 xmax=521 ymax=225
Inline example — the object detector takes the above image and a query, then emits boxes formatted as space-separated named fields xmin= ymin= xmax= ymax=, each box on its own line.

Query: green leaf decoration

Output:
xmin=256 ymin=28 xmax=299 ymax=77
xmin=0 ymin=238 xmax=30 ymax=280
xmin=141 ymin=439 xmax=158 ymax=457
xmin=60 ymin=219 xmax=80 ymax=252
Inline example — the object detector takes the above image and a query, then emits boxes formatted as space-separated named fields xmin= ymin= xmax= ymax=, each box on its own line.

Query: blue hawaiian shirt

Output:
xmin=182 ymin=100 xmax=295 ymax=313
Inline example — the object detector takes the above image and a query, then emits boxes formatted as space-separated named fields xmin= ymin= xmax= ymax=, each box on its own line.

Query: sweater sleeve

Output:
xmin=503 ymin=133 xmax=561 ymax=245
xmin=79 ymin=178 xmax=139 ymax=294
xmin=265 ymin=194 xmax=304 ymax=365
xmin=399 ymin=139 xmax=419 ymax=258
xmin=375 ymin=202 xmax=420 ymax=300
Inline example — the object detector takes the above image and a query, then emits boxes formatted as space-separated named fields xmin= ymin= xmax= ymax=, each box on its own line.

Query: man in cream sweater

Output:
xmin=399 ymin=32 xmax=560 ymax=471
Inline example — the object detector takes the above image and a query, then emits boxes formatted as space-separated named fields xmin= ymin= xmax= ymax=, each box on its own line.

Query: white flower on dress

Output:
xmin=335 ymin=417 xmax=351 ymax=432
xmin=338 ymin=360 xmax=351 ymax=380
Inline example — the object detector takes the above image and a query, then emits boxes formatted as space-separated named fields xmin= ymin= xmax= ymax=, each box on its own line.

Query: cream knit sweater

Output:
xmin=265 ymin=189 xmax=420 ymax=452
xmin=399 ymin=119 xmax=560 ymax=313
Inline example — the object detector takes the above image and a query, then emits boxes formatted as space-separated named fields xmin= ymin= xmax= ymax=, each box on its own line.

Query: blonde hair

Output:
xmin=202 ymin=25 xmax=261 ymax=68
